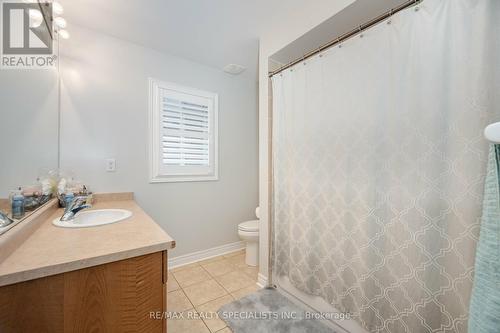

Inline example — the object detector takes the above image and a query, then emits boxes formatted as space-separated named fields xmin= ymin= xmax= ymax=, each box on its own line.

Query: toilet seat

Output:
xmin=238 ymin=220 xmax=259 ymax=232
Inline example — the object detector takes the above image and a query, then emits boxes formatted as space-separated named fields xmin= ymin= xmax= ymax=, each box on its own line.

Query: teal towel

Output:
xmin=469 ymin=145 xmax=500 ymax=333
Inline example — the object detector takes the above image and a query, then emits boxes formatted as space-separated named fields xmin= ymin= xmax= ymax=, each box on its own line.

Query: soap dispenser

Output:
xmin=11 ymin=188 xmax=25 ymax=219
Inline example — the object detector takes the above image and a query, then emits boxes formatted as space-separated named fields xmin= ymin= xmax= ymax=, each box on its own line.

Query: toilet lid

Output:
xmin=238 ymin=220 xmax=259 ymax=232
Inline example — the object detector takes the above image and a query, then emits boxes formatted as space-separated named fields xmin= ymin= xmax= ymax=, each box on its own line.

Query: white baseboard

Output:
xmin=168 ymin=241 xmax=245 ymax=269
xmin=257 ymin=272 xmax=268 ymax=288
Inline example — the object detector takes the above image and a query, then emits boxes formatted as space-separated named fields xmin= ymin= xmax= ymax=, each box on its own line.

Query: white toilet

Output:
xmin=238 ymin=207 xmax=259 ymax=266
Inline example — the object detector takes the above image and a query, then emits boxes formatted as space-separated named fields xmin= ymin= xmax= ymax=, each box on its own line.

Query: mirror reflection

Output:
xmin=0 ymin=68 xmax=59 ymax=231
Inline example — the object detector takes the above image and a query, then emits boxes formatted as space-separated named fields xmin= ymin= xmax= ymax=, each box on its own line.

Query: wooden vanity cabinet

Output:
xmin=0 ymin=251 xmax=168 ymax=333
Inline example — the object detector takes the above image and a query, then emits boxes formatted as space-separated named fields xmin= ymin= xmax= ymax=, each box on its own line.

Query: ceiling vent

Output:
xmin=223 ymin=64 xmax=246 ymax=75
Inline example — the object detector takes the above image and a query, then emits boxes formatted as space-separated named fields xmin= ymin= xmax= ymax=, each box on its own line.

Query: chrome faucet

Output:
xmin=0 ymin=210 xmax=14 ymax=228
xmin=60 ymin=196 xmax=92 ymax=221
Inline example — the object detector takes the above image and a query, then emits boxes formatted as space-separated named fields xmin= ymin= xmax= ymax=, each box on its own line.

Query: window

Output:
xmin=149 ymin=78 xmax=218 ymax=182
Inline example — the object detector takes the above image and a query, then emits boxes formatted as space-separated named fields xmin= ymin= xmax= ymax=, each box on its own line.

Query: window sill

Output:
xmin=149 ymin=175 xmax=219 ymax=183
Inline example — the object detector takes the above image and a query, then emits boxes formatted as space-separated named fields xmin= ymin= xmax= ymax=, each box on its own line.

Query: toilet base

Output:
xmin=245 ymin=241 xmax=259 ymax=266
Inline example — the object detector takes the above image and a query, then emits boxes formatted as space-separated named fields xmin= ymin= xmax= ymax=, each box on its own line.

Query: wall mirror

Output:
xmin=0 ymin=1 xmax=61 ymax=234
xmin=0 ymin=64 xmax=59 ymax=232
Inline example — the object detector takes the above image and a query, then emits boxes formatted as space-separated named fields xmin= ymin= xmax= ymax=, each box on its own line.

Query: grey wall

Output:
xmin=60 ymin=25 xmax=258 ymax=257
xmin=0 ymin=70 xmax=59 ymax=198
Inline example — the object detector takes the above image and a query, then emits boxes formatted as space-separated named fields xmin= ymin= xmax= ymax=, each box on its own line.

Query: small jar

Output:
xmin=11 ymin=190 xmax=25 ymax=219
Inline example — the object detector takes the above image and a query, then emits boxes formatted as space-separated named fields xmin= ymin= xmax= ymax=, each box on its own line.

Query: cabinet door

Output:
xmin=0 ymin=252 xmax=166 ymax=333
xmin=0 ymin=273 xmax=64 ymax=332
xmin=64 ymin=252 xmax=165 ymax=332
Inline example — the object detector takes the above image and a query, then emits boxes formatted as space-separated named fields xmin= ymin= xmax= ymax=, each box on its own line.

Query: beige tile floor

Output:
xmin=167 ymin=250 xmax=261 ymax=333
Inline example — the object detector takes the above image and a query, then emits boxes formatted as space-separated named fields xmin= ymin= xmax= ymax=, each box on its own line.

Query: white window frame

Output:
xmin=148 ymin=78 xmax=219 ymax=183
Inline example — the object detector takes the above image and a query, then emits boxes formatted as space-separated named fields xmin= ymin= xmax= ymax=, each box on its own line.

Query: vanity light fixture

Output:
xmin=29 ymin=8 xmax=43 ymax=27
xmin=54 ymin=16 xmax=67 ymax=29
xmin=51 ymin=2 xmax=70 ymax=40
xmin=52 ymin=1 xmax=63 ymax=15
xmin=58 ymin=29 xmax=70 ymax=39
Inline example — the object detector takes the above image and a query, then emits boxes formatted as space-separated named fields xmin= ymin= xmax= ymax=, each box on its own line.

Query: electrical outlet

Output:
xmin=106 ymin=158 xmax=116 ymax=172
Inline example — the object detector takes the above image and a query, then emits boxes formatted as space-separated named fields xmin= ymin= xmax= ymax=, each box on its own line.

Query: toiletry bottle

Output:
xmin=64 ymin=192 xmax=75 ymax=208
xmin=11 ymin=188 xmax=25 ymax=219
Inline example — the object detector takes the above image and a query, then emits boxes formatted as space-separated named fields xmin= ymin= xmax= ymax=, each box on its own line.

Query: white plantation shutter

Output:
xmin=149 ymin=79 xmax=218 ymax=182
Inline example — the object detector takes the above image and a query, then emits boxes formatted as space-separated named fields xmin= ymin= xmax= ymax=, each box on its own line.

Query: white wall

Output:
xmin=0 ymin=69 xmax=59 ymax=198
xmin=60 ymin=25 xmax=258 ymax=257
xmin=257 ymin=0 xmax=356 ymax=283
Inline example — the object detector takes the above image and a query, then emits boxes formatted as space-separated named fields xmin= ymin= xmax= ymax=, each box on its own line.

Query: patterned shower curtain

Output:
xmin=271 ymin=0 xmax=500 ymax=332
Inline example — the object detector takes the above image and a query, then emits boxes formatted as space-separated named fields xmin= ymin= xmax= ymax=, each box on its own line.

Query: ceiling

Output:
xmin=60 ymin=0 xmax=312 ymax=79
xmin=60 ymin=0 xmax=408 ymax=79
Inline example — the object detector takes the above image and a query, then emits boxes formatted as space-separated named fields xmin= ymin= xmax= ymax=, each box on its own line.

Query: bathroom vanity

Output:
xmin=0 ymin=193 xmax=175 ymax=333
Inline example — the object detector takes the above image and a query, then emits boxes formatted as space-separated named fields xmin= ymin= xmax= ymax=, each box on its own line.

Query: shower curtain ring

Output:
xmin=359 ymin=26 xmax=363 ymax=38
xmin=337 ymin=38 xmax=342 ymax=48
xmin=387 ymin=10 xmax=393 ymax=25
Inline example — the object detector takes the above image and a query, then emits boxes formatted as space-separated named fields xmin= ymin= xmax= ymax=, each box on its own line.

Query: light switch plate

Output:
xmin=106 ymin=158 xmax=116 ymax=172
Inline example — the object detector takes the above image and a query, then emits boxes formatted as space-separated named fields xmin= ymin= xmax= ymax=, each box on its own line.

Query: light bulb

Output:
xmin=29 ymin=8 xmax=42 ymax=19
xmin=54 ymin=17 xmax=67 ymax=28
xmin=59 ymin=29 xmax=70 ymax=39
xmin=52 ymin=1 xmax=63 ymax=15
xmin=29 ymin=9 xmax=43 ymax=28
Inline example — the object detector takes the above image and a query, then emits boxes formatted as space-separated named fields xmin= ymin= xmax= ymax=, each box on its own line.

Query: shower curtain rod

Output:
xmin=268 ymin=0 xmax=423 ymax=77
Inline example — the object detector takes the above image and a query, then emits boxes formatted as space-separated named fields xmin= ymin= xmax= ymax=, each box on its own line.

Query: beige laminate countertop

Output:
xmin=0 ymin=198 xmax=175 ymax=287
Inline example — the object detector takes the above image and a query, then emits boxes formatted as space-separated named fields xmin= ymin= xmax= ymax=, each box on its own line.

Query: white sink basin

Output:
xmin=53 ymin=209 xmax=132 ymax=228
